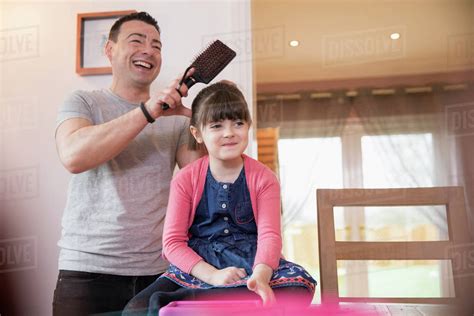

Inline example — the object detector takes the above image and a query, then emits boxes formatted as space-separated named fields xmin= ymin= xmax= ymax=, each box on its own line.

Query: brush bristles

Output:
xmin=191 ymin=40 xmax=236 ymax=84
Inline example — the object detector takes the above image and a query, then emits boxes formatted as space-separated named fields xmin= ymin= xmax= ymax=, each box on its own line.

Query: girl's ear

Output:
xmin=190 ymin=125 xmax=203 ymax=144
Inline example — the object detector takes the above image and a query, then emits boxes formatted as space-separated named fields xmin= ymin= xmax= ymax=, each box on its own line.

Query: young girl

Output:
xmin=123 ymin=82 xmax=316 ymax=315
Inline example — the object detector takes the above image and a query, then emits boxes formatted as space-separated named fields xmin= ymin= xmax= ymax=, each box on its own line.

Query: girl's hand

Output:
xmin=190 ymin=261 xmax=246 ymax=286
xmin=247 ymin=264 xmax=276 ymax=306
xmin=208 ymin=266 xmax=247 ymax=286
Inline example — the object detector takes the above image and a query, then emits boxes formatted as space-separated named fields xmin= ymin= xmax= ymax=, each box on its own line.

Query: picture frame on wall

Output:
xmin=76 ymin=10 xmax=136 ymax=76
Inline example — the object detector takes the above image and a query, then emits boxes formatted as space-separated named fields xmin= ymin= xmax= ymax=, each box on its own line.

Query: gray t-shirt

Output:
xmin=56 ymin=89 xmax=189 ymax=275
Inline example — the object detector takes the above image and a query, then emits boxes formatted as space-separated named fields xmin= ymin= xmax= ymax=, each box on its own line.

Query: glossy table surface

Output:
xmin=160 ymin=300 xmax=465 ymax=316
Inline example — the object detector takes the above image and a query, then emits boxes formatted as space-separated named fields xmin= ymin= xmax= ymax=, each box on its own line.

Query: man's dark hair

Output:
xmin=108 ymin=11 xmax=160 ymax=42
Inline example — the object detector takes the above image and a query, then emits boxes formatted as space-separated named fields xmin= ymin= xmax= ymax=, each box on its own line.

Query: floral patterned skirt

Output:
xmin=161 ymin=259 xmax=316 ymax=293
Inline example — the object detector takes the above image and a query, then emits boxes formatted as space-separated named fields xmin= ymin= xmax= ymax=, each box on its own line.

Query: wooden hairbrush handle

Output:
xmin=161 ymin=77 xmax=197 ymax=110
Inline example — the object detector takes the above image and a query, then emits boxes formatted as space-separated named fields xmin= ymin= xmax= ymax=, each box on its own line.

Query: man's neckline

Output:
xmin=105 ymin=88 xmax=142 ymax=106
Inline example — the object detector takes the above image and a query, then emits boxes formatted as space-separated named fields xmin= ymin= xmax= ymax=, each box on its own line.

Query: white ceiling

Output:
xmin=252 ymin=0 xmax=474 ymax=84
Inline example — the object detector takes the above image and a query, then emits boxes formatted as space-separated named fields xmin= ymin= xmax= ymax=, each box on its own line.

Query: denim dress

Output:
xmin=161 ymin=167 xmax=316 ymax=293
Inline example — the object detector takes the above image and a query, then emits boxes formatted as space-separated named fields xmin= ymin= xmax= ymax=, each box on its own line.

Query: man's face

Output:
xmin=106 ymin=20 xmax=162 ymax=87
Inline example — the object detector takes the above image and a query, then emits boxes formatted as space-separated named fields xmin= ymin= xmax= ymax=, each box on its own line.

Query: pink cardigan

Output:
xmin=162 ymin=154 xmax=282 ymax=274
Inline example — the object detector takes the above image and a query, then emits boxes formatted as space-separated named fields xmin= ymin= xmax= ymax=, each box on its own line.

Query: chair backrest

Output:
xmin=317 ymin=187 xmax=472 ymax=309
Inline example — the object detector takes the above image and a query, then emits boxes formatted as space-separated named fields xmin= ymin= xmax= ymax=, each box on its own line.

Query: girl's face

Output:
xmin=191 ymin=119 xmax=249 ymax=163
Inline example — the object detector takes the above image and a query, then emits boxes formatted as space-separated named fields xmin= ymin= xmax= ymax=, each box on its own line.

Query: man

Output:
xmin=52 ymin=12 xmax=201 ymax=315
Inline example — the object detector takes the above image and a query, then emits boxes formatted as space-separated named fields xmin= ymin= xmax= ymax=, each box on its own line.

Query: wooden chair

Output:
xmin=317 ymin=187 xmax=473 ymax=312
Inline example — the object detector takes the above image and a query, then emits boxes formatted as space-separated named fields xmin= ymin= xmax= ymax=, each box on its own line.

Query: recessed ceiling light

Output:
xmin=289 ymin=40 xmax=299 ymax=47
xmin=390 ymin=33 xmax=400 ymax=40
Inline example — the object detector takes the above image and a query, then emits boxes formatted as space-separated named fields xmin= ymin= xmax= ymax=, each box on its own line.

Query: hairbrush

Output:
xmin=162 ymin=40 xmax=236 ymax=110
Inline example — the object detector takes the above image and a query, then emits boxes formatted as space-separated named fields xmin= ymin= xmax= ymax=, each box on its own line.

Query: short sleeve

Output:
xmin=55 ymin=90 xmax=94 ymax=133
xmin=176 ymin=116 xmax=191 ymax=148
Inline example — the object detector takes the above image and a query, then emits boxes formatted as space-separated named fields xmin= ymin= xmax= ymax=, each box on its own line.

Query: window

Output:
xmin=278 ymin=137 xmax=343 ymax=302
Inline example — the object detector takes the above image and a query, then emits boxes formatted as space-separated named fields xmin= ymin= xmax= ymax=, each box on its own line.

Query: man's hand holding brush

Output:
xmin=144 ymin=68 xmax=195 ymax=120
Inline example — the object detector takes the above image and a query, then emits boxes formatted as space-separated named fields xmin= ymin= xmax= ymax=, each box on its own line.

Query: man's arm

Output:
xmin=176 ymin=144 xmax=206 ymax=169
xmin=56 ymin=77 xmax=190 ymax=174
xmin=55 ymin=110 xmax=149 ymax=174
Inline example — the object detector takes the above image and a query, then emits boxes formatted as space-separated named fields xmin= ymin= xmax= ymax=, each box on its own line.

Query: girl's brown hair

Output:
xmin=189 ymin=82 xmax=252 ymax=150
